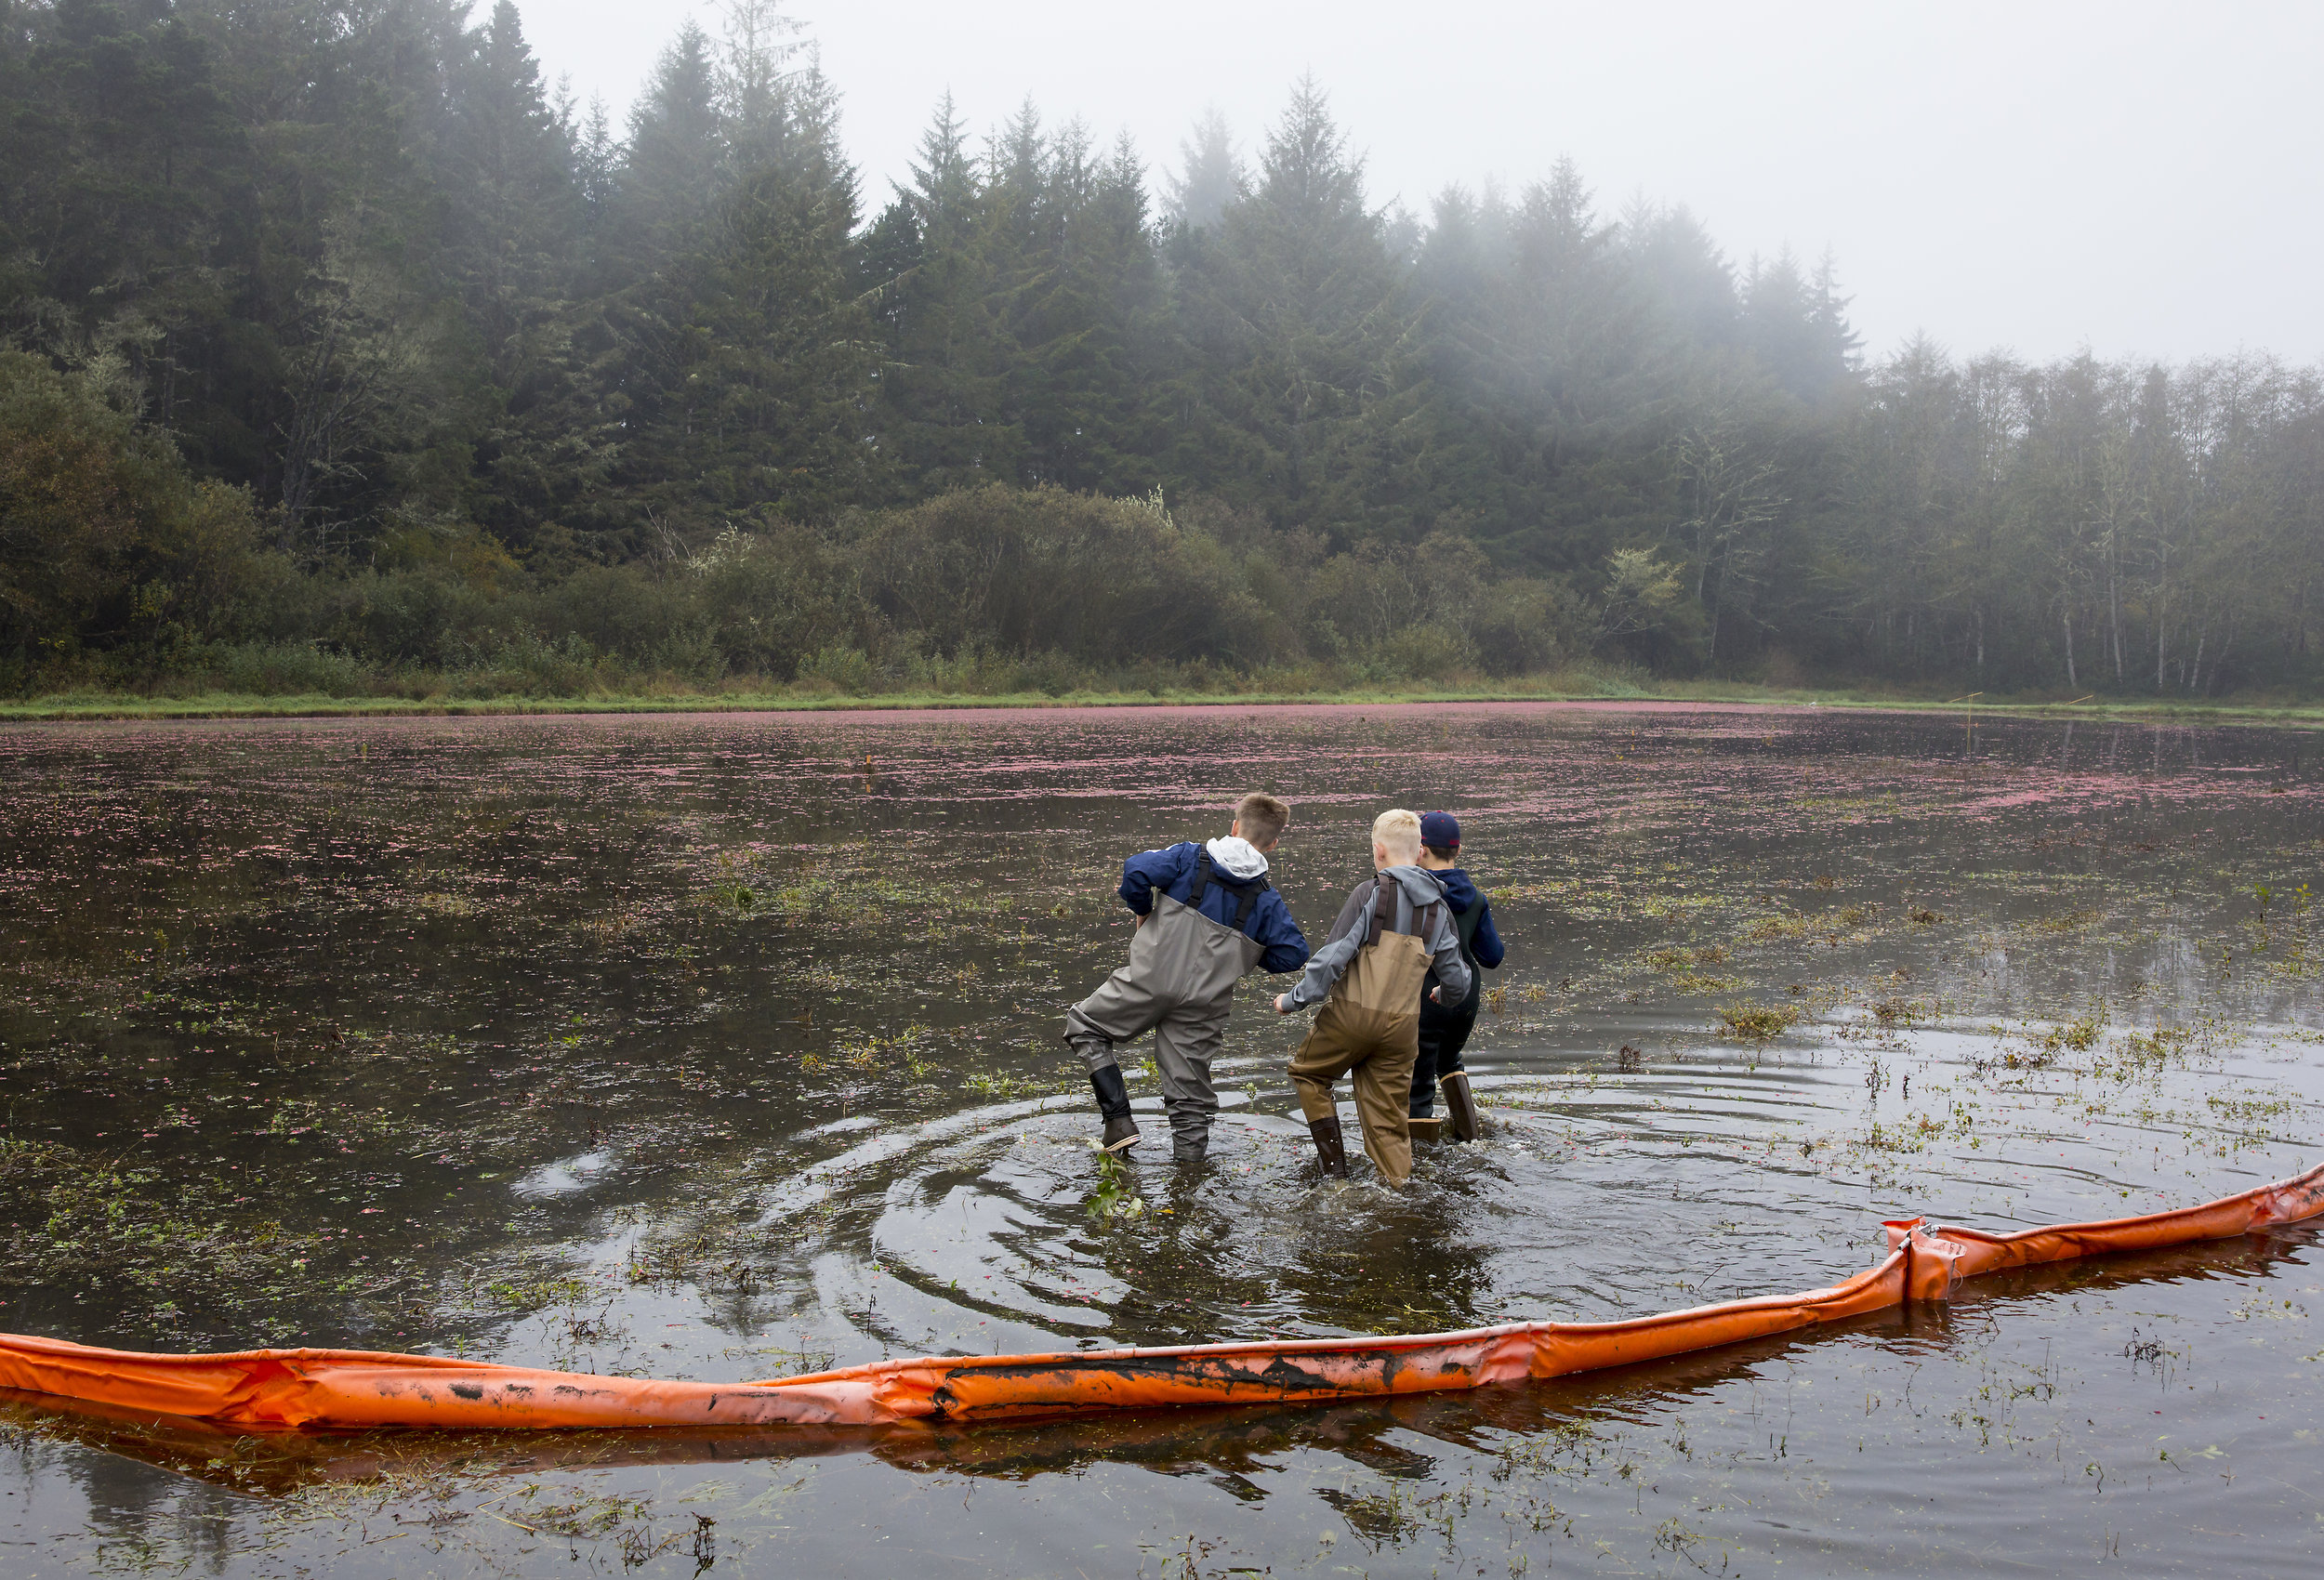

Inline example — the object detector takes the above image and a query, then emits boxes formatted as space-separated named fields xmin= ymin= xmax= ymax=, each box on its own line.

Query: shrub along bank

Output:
xmin=4 ymin=353 xmax=1589 ymax=702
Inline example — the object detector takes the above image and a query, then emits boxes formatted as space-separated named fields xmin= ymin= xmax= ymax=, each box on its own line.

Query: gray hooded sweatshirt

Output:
xmin=1281 ymin=865 xmax=1473 ymax=1012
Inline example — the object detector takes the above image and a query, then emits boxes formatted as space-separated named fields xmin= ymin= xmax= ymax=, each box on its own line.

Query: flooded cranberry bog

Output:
xmin=0 ymin=702 xmax=2319 ymax=1577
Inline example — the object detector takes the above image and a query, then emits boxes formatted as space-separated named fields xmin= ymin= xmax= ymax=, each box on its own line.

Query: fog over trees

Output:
xmin=4 ymin=0 xmax=2317 ymax=697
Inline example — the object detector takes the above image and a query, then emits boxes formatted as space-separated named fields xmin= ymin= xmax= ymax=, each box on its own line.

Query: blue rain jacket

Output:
xmin=1117 ymin=842 xmax=1312 ymax=975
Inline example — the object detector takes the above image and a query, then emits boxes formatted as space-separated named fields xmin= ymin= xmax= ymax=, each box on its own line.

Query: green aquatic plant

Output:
xmin=576 ymin=904 xmax=650 ymax=942
xmin=2035 ymin=907 xmax=2105 ymax=934
xmin=966 ymin=1067 xmax=1071 ymax=1102
xmin=1085 ymin=1143 xmax=1145 ymax=1220
xmin=744 ymin=1340 xmax=838 ymax=1379
xmin=1646 ymin=944 xmax=1729 ymax=971
xmin=2116 ymin=1023 xmax=2194 ymax=1066
xmin=832 ymin=1024 xmax=934 ymax=1077
xmin=2042 ymin=1016 xmax=2103 ymax=1054
xmin=1715 ymin=1002 xmax=1801 ymax=1040
xmin=1859 ymin=1114 xmax=1946 ymax=1153
xmin=706 ymin=851 xmax=759 ymax=915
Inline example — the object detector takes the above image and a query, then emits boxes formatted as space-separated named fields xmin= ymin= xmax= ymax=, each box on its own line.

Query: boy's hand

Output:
xmin=1273 ymin=994 xmax=1295 ymax=1014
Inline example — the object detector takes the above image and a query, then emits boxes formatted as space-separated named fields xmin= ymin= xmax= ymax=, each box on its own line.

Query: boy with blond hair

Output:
xmin=1274 ymin=809 xmax=1472 ymax=1184
xmin=1065 ymin=793 xmax=1311 ymax=1164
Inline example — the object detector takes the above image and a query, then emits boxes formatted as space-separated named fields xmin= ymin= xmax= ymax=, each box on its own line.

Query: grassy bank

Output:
xmin=7 ymin=675 xmax=2321 ymax=727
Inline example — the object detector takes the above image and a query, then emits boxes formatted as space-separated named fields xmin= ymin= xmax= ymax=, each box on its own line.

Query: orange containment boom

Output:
xmin=3 ymin=1162 xmax=2318 ymax=1433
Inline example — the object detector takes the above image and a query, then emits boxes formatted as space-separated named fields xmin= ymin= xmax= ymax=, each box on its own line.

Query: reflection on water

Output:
xmin=0 ymin=703 xmax=2318 ymax=1573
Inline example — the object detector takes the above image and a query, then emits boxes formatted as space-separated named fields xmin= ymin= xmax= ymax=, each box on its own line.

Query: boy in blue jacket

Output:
xmin=1064 ymin=793 xmax=1311 ymax=1164
xmin=1409 ymin=812 xmax=1503 ymax=1142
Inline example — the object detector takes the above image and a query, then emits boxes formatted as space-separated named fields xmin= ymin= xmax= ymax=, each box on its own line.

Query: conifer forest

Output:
xmin=4 ymin=0 xmax=2319 ymax=702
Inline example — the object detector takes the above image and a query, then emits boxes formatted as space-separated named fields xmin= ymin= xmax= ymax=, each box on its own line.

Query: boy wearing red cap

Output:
xmin=1410 ymin=810 xmax=1503 ymax=1142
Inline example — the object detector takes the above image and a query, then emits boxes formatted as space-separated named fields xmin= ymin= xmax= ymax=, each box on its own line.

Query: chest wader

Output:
xmin=1287 ymin=882 xmax=1442 ymax=1185
xmin=1412 ymin=898 xmax=1485 ymax=1142
xmin=1063 ymin=855 xmax=1269 ymax=1160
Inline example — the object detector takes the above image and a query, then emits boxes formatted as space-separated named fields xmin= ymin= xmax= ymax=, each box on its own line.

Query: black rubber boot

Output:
xmin=1171 ymin=1128 xmax=1208 ymax=1165
xmin=1409 ymin=1048 xmax=1438 ymax=1121
xmin=1440 ymin=1071 xmax=1481 ymax=1143
xmin=1308 ymin=1114 xmax=1349 ymax=1178
xmin=1089 ymin=1064 xmax=1141 ymax=1152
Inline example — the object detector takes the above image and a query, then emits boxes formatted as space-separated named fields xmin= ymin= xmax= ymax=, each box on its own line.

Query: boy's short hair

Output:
xmin=1235 ymin=792 xmax=1290 ymax=848
xmin=1424 ymin=844 xmax=1459 ymax=862
xmin=1372 ymin=808 xmax=1423 ymax=862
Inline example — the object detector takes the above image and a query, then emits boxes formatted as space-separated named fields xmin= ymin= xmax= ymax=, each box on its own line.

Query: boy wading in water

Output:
xmin=1065 ymin=794 xmax=1311 ymax=1164
xmin=1409 ymin=811 xmax=1503 ymax=1143
xmin=1274 ymin=809 xmax=1472 ymax=1184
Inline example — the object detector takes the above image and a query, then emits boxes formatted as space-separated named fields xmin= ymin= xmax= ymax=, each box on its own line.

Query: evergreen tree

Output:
xmin=870 ymin=94 xmax=1022 ymax=490
xmin=609 ymin=20 xmax=722 ymax=278
xmin=1003 ymin=128 xmax=1170 ymax=492
xmin=717 ymin=0 xmax=807 ymax=172
xmin=1164 ymin=106 xmax=1243 ymax=231
xmin=445 ymin=1 xmax=580 ymax=386
xmin=630 ymin=151 xmax=884 ymax=525
xmin=1169 ymin=77 xmax=1419 ymax=530
xmin=1620 ymin=201 xmax=1739 ymax=350
xmin=1742 ymin=246 xmax=1860 ymax=407
xmin=0 ymin=0 xmax=249 ymax=444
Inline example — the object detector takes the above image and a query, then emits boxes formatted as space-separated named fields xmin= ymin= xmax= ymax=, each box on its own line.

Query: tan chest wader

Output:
xmin=1063 ymin=854 xmax=1269 ymax=1159
xmin=1287 ymin=881 xmax=1442 ymax=1184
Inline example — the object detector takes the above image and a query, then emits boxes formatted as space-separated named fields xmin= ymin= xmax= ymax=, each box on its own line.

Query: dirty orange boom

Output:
xmin=3 ymin=1163 xmax=2317 ymax=1433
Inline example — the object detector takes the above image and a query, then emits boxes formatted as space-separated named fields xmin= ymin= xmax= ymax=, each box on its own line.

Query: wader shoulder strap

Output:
xmin=1191 ymin=850 xmax=1270 ymax=934
xmin=1368 ymin=882 xmax=1446 ymax=946
xmin=1365 ymin=879 xmax=1394 ymax=947
xmin=1453 ymin=898 xmax=1483 ymax=970
xmin=1231 ymin=875 xmax=1268 ymax=929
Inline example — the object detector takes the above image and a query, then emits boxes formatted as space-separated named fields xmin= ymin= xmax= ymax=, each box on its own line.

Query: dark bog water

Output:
xmin=1 ymin=702 xmax=2320 ymax=1577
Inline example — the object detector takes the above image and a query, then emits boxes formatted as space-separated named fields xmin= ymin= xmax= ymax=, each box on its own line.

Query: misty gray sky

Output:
xmin=517 ymin=0 xmax=2323 ymax=366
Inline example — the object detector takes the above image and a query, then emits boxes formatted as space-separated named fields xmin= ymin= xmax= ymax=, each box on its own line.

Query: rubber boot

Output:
xmin=1172 ymin=1128 xmax=1208 ymax=1165
xmin=1308 ymin=1114 xmax=1349 ymax=1178
xmin=1089 ymin=1064 xmax=1141 ymax=1152
xmin=1440 ymin=1071 xmax=1481 ymax=1143
xmin=1407 ymin=1115 xmax=1443 ymax=1142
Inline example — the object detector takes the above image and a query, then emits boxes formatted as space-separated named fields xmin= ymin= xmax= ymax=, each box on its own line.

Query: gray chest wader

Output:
xmin=1063 ymin=855 xmax=1269 ymax=1154
xmin=1413 ymin=899 xmax=1485 ymax=1141
xmin=1287 ymin=882 xmax=1443 ymax=1184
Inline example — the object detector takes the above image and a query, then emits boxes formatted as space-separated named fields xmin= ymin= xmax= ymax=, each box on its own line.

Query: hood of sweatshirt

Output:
xmin=1433 ymin=867 xmax=1480 ymax=914
xmin=1204 ymin=836 xmax=1270 ymax=880
xmin=1378 ymin=864 xmax=1447 ymax=905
